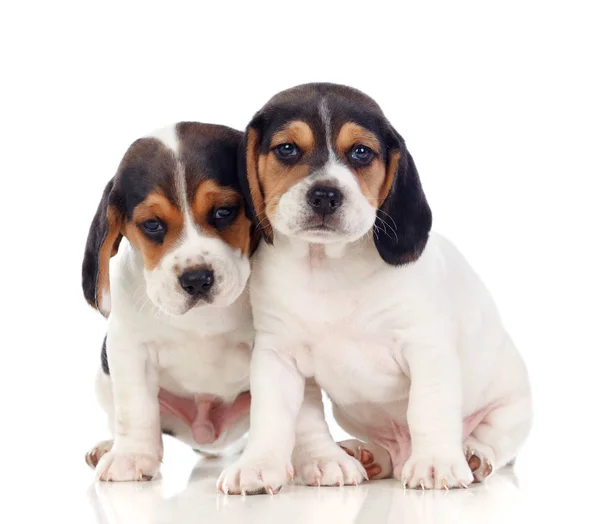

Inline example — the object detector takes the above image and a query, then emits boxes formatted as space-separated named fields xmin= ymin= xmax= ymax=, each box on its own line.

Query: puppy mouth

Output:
xmin=187 ymin=294 xmax=214 ymax=310
xmin=299 ymin=217 xmax=340 ymax=234
xmin=304 ymin=224 xmax=337 ymax=233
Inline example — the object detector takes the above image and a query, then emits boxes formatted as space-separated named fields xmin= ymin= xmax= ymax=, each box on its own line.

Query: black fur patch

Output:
xmin=82 ymin=180 xmax=120 ymax=310
xmin=101 ymin=335 xmax=110 ymax=375
xmin=177 ymin=122 xmax=243 ymax=204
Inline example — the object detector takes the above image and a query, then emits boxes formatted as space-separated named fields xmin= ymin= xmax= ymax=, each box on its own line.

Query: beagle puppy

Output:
xmin=83 ymin=122 xmax=255 ymax=481
xmin=217 ymin=83 xmax=532 ymax=493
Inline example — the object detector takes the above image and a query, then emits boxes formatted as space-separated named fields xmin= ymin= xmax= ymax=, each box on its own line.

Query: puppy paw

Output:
xmin=464 ymin=437 xmax=495 ymax=483
xmin=294 ymin=445 xmax=367 ymax=486
xmin=95 ymin=450 xmax=161 ymax=482
xmin=217 ymin=458 xmax=293 ymax=495
xmin=85 ymin=439 xmax=113 ymax=469
xmin=396 ymin=450 xmax=473 ymax=490
xmin=338 ymin=439 xmax=392 ymax=480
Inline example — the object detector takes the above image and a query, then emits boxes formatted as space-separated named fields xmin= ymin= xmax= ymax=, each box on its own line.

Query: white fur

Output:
xmin=90 ymin=126 xmax=254 ymax=481
xmin=218 ymin=114 xmax=532 ymax=493
xmin=149 ymin=125 xmax=180 ymax=155
xmin=218 ymin=231 xmax=532 ymax=492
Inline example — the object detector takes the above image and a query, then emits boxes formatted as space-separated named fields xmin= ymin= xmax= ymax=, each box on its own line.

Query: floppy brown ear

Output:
xmin=374 ymin=128 xmax=432 ymax=265
xmin=238 ymin=118 xmax=274 ymax=243
xmin=82 ymin=179 xmax=123 ymax=316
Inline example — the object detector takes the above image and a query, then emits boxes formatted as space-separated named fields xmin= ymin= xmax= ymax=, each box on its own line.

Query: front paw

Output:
xmin=294 ymin=445 xmax=367 ymax=487
xmin=95 ymin=450 xmax=161 ymax=482
xmin=396 ymin=451 xmax=473 ymax=490
xmin=217 ymin=457 xmax=294 ymax=495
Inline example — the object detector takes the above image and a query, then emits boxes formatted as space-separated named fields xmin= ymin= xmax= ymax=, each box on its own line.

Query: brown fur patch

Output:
xmin=246 ymin=123 xmax=317 ymax=242
xmin=95 ymin=206 xmax=122 ymax=314
xmin=380 ymin=151 xmax=400 ymax=205
xmin=246 ymin=128 xmax=273 ymax=241
xmin=125 ymin=192 xmax=184 ymax=270
xmin=254 ymin=121 xmax=316 ymax=225
xmin=191 ymin=179 xmax=252 ymax=254
xmin=258 ymin=154 xmax=311 ymax=222
xmin=271 ymin=120 xmax=315 ymax=153
xmin=335 ymin=122 xmax=391 ymax=208
xmin=335 ymin=122 xmax=381 ymax=156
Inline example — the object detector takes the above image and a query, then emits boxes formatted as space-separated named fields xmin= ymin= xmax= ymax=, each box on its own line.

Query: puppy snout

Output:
xmin=179 ymin=268 xmax=214 ymax=297
xmin=307 ymin=186 xmax=342 ymax=216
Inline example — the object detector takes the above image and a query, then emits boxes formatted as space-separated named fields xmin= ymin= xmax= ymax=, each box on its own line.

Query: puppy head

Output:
xmin=83 ymin=123 xmax=253 ymax=317
xmin=240 ymin=83 xmax=432 ymax=265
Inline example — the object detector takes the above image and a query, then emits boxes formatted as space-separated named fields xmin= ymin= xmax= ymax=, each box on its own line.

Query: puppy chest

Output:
xmin=297 ymin=334 xmax=410 ymax=404
xmin=152 ymin=337 xmax=251 ymax=398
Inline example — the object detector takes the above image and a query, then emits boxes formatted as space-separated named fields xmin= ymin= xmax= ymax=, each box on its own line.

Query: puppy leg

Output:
xmin=464 ymin=392 xmax=533 ymax=482
xmin=399 ymin=339 xmax=473 ymax=490
xmin=292 ymin=381 xmax=367 ymax=487
xmin=86 ymin=370 xmax=115 ymax=469
xmin=95 ymin=327 xmax=162 ymax=482
xmin=338 ymin=440 xmax=393 ymax=480
xmin=217 ymin=344 xmax=303 ymax=495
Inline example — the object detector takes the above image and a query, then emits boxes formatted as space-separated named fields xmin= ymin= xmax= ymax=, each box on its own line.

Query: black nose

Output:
xmin=307 ymin=186 xmax=342 ymax=216
xmin=179 ymin=269 xmax=214 ymax=297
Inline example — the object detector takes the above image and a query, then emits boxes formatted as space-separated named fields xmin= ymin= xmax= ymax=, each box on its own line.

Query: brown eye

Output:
xmin=215 ymin=208 xmax=232 ymax=220
xmin=274 ymin=143 xmax=300 ymax=161
xmin=211 ymin=206 xmax=239 ymax=230
xmin=140 ymin=218 xmax=166 ymax=242
xmin=143 ymin=219 xmax=163 ymax=232
xmin=350 ymin=145 xmax=374 ymax=164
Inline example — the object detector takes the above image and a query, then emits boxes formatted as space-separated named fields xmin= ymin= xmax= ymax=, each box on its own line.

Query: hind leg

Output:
xmin=85 ymin=371 xmax=117 ymax=471
xmin=338 ymin=439 xmax=393 ymax=480
xmin=86 ymin=439 xmax=114 ymax=469
xmin=464 ymin=392 xmax=532 ymax=482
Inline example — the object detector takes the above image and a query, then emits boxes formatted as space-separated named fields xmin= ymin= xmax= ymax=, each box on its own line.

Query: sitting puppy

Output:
xmin=217 ymin=84 xmax=532 ymax=493
xmin=83 ymin=123 xmax=255 ymax=481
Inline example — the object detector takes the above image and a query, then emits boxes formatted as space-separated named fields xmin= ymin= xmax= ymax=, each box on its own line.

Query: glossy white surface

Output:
xmin=19 ymin=405 xmax=595 ymax=524
xmin=82 ymin=437 xmax=590 ymax=524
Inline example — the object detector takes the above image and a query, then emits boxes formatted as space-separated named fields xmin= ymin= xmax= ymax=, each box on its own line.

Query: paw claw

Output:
xmin=85 ymin=451 xmax=96 ymax=468
xmin=358 ymin=446 xmax=374 ymax=465
xmin=459 ymin=480 xmax=469 ymax=489
xmin=463 ymin=439 xmax=495 ymax=482
xmin=295 ymin=447 xmax=366 ymax=486
xmin=481 ymin=458 xmax=494 ymax=478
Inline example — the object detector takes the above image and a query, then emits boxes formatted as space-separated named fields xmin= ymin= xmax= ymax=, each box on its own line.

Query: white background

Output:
xmin=1 ymin=1 xmax=599 ymax=522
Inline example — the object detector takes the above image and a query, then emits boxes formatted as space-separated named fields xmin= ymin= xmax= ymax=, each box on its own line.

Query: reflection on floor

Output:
xmin=88 ymin=452 xmax=525 ymax=524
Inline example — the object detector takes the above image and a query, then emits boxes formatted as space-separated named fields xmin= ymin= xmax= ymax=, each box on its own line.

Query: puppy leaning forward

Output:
xmin=218 ymin=83 xmax=532 ymax=493
xmin=83 ymin=123 xmax=255 ymax=481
